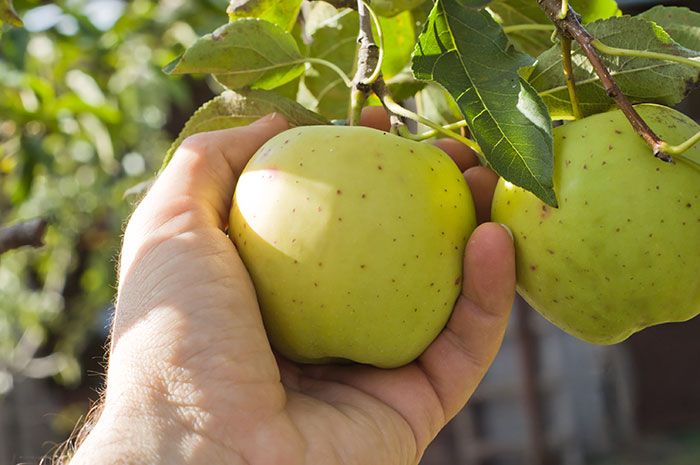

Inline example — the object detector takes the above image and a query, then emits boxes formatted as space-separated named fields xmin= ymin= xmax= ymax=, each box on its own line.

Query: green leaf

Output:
xmin=488 ymin=0 xmax=553 ymax=57
xmin=527 ymin=16 xmax=700 ymax=119
xmin=301 ymin=5 xmax=358 ymax=120
xmin=458 ymin=0 xmax=492 ymax=8
xmin=163 ymin=89 xmax=330 ymax=168
xmin=0 ymin=0 xmax=22 ymax=28
xmin=574 ymin=0 xmax=621 ymax=24
xmin=489 ymin=0 xmax=621 ymax=58
xmin=163 ymin=19 xmax=305 ymax=91
xmin=386 ymin=71 xmax=427 ymax=102
xmin=638 ymin=5 xmax=700 ymax=52
xmin=412 ymin=0 xmax=556 ymax=206
xmin=379 ymin=10 xmax=417 ymax=79
xmin=301 ymin=4 xmax=416 ymax=119
xmin=227 ymin=0 xmax=302 ymax=31
xmin=415 ymin=82 xmax=463 ymax=129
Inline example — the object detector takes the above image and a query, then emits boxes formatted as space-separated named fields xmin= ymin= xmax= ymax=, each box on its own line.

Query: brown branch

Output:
xmin=323 ymin=0 xmax=358 ymax=9
xmin=0 ymin=218 xmax=48 ymax=255
xmin=537 ymin=0 xmax=672 ymax=162
xmin=352 ymin=1 xmax=379 ymax=92
xmin=348 ymin=0 xmax=405 ymax=131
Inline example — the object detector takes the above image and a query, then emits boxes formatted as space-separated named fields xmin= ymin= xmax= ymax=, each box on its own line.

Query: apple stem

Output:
xmin=537 ymin=0 xmax=673 ymax=163
xmin=349 ymin=89 xmax=369 ymax=126
xmin=659 ymin=131 xmax=700 ymax=165
xmin=560 ymin=36 xmax=583 ymax=120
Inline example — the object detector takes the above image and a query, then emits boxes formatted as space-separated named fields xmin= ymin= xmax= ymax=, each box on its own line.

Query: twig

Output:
xmin=349 ymin=0 xmax=404 ymax=130
xmin=352 ymin=1 xmax=379 ymax=93
xmin=560 ymin=36 xmax=583 ymax=120
xmin=371 ymin=78 xmax=411 ymax=133
xmin=537 ymin=0 xmax=671 ymax=162
xmin=0 ymin=218 xmax=48 ymax=255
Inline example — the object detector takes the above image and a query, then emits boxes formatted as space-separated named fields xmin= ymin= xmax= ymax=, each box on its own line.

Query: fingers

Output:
xmin=431 ymin=137 xmax=498 ymax=224
xmin=151 ymin=113 xmax=290 ymax=229
xmin=417 ymin=222 xmax=515 ymax=420
xmin=432 ymin=137 xmax=479 ymax=172
xmin=464 ymin=166 xmax=500 ymax=224
xmin=358 ymin=105 xmax=392 ymax=131
xmin=119 ymin=114 xmax=289 ymax=283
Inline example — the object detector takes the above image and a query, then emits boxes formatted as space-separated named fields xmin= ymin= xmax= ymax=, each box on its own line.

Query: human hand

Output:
xmin=69 ymin=109 xmax=515 ymax=465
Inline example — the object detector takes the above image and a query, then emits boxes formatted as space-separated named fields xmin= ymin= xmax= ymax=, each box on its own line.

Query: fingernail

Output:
xmin=498 ymin=223 xmax=514 ymax=241
xmin=251 ymin=113 xmax=278 ymax=126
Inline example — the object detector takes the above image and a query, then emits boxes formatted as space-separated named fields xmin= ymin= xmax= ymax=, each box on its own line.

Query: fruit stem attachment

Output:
xmin=537 ymin=0 xmax=672 ymax=162
xmin=658 ymin=131 xmax=700 ymax=164
xmin=560 ymin=36 xmax=583 ymax=120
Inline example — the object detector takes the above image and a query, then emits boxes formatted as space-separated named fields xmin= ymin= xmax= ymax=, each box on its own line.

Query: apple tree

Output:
xmin=159 ymin=0 xmax=700 ymax=356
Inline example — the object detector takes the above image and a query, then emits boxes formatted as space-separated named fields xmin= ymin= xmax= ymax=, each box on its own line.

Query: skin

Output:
xmin=68 ymin=107 xmax=515 ymax=465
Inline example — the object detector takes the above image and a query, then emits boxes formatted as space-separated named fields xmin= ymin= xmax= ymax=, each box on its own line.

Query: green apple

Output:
xmin=370 ymin=0 xmax=426 ymax=17
xmin=491 ymin=104 xmax=700 ymax=344
xmin=229 ymin=125 xmax=476 ymax=368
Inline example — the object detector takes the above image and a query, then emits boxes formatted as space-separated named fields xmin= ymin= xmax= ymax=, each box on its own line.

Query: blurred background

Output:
xmin=0 ymin=0 xmax=698 ymax=464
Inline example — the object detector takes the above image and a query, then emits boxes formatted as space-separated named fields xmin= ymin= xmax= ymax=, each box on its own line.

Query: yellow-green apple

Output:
xmin=492 ymin=104 xmax=700 ymax=344
xmin=230 ymin=125 xmax=476 ymax=368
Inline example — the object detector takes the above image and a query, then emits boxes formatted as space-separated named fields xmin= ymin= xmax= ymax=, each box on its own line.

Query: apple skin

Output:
xmin=491 ymin=104 xmax=700 ymax=344
xmin=229 ymin=125 xmax=476 ymax=368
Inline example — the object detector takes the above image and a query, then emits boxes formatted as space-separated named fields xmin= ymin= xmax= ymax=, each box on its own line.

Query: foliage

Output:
xmin=0 ymin=0 xmax=228 ymax=390
xmin=162 ymin=0 xmax=700 ymax=207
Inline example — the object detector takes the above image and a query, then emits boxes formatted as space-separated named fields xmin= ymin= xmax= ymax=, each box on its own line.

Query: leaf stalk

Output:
xmin=560 ymin=36 xmax=583 ymax=119
xmin=375 ymin=83 xmax=482 ymax=155
xmin=591 ymin=40 xmax=700 ymax=70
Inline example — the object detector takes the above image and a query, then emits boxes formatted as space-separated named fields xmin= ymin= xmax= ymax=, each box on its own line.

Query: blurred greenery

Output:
xmin=0 ymin=0 xmax=230 ymax=391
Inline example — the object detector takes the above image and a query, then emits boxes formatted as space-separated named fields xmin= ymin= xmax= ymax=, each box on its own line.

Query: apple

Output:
xmin=491 ymin=104 xmax=700 ymax=344
xmin=229 ymin=125 xmax=476 ymax=368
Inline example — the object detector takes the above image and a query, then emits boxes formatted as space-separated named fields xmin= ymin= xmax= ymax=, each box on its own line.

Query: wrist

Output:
xmin=68 ymin=386 xmax=235 ymax=465
xmin=68 ymin=396 xmax=181 ymax=464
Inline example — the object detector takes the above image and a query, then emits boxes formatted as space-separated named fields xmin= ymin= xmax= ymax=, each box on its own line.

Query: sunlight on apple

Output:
xmin=235 ymin=169 xmax=334 ymax=261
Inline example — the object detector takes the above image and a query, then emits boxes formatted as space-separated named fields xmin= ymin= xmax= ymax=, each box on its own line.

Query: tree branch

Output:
xmin=352 ymin=1 xmax=380 ymax=92
xmin=0 ymin=218 xmax=49 ymax=255
xmin=537 ymin=0 xmax=671 ymax=162
xmin=323 ymin=0 xmax=358 ymax=9
xmin=348 ymin=0 xmax=404 ymax=131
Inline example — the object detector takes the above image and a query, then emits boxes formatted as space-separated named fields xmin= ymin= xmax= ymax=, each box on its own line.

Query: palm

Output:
xmin=124 ymin=224 xmax=428 ymax=464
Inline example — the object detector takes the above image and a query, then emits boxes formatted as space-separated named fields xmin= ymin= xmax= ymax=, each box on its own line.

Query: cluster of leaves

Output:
xmin=0 ymin=0 xmax=228 ymax=392
xmin=164 ymin=0 xmax=700 ymax=207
